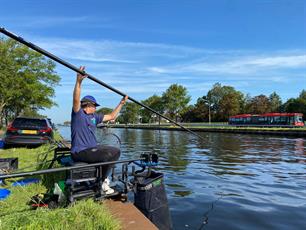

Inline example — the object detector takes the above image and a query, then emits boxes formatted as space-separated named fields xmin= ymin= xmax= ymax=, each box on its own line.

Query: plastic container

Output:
xmin=12 ymin=178 xmax=40 ymax=186
xmin=0 ymin=139 xmax=4 ymax=149
xmin=0 ymin=188 xmax=11 ymax=200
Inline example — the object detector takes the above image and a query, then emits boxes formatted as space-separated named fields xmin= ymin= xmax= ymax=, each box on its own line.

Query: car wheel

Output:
xmin=3 ymin=143 xmax=10 ymax=149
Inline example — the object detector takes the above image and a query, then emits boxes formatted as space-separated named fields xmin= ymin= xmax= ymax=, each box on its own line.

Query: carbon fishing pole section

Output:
xmin=0 ymin=27 xmax=205 ymax=142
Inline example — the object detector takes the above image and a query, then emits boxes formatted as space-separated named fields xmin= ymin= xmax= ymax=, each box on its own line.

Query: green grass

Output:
xmin=0 ymin=197 xmax=120 ymax=230
xmin=0 ymin=143 xmax=121 ymax=230
xmin=0 ymin=144 xmax=55 ymax=171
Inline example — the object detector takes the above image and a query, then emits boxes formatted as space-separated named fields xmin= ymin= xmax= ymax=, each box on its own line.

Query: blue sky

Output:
xmin=1 ymin=0 xmax=305 ymax=124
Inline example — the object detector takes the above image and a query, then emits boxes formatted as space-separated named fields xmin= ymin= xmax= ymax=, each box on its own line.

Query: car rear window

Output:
xmin=12 ymin=118 xmax=48 ymax=129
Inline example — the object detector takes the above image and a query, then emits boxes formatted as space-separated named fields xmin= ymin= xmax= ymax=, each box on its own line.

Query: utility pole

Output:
xmin=203 ymin=99 xmax=211 ymax=125
xmin=208 ymin=102 xmax=211 ymax=125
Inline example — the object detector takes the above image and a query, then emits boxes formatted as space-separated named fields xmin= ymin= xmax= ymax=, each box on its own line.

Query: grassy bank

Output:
xmin=105 ymin=122 xmax=306 ymax=131
xmin=0 ymin=143 xmax=121 ymax=230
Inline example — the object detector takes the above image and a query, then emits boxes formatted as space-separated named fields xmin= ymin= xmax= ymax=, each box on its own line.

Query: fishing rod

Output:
xmin=0 ymin=157 xmax=143 ymax=180
xmin=0 ymin=27 xmax=205 ymax=141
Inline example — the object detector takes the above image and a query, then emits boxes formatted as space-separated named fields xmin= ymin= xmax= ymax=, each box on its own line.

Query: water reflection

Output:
xmin=59 ymin=126 xmax=306 ymax=230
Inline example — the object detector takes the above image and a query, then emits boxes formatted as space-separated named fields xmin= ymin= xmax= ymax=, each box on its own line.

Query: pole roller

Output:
xmin=0 ymin=158 xmax=143 ymax=180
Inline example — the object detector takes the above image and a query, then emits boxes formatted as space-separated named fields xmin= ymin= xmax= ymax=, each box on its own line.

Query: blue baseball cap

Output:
xmin=81 ymin=95 xmax=100 ymax=107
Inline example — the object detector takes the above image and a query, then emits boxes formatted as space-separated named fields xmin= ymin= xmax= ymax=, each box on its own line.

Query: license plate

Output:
xmin=22 ymin=130 xmax=37 ymax=134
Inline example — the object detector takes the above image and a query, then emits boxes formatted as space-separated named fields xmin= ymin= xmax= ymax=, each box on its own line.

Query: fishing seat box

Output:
xmin=0 ymin=158 xmax=18 ymax=171
xmin=67 ymin=163 xmax=98 ymax=202
xmin=69 ymin=164 xmax=97 ymax=180
xmin=57 ymin=156 xmax=97 ymax=180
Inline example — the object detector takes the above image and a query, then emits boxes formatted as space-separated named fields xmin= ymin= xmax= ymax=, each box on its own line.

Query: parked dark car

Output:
xmin=4 ymin=117 xmax=54 ymax=147
xmin=47 ymin=118 xmax=56 ymax=129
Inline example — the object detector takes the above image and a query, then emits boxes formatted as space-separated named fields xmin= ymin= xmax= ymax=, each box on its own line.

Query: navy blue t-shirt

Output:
xmin=71 ymin=109 xmax=103 ymax=153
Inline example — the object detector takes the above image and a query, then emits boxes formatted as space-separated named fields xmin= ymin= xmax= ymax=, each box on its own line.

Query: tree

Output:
xmin=0 ymin=38 xmax=60 ymax=126
xmin=207 ymin=83 xmax=223 ymax=120
xmin=184 ymin=96 xmax=209 ymax=122
xmin=283 ymin=90 xmax=306 ymax=115
xmin=207 ymin=83 xmax=244 ymax=121
xmin=180 ymin=105 xmax=196 ymax=122
xmin=96 ymin=107 xmax=113 ymax=116
xmin=140 ymin=95 xmax=164 ymax=123
xmin=117 ymin=102 xmax=140 ymax=124
xmin=162 ymin=84 xmax=191 ymax=121
xmin=297 ymin=90 xmax=306 ymax=116
xmin=246 ymin=95 xmax=271 ymax=114
xmin=219 ymin=90 xmax=243 ymax=120
xmin=63 ymin=121 xmax=71 ymax=126
xmin=300 ymin=90 xmax=306 ymax=100
xmin=21 ymin=107 xmax=46 ymax=118
xmin=269 ymin=92 xmax=282 ymax=112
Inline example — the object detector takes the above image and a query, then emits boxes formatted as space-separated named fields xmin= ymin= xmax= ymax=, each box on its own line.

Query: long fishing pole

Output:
xmin=0 ymin=27 xmax=205 ymax=141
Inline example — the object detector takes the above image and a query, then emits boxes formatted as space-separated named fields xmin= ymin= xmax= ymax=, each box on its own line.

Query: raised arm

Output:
xmin=103 ymin=96 xmax=128 ymax=122
xmin=73 ymin=66 xmax=87 ymax=112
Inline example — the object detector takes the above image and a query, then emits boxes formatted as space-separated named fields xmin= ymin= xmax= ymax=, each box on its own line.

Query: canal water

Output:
xmin=59 ymin=126 xmax=306 ymax=230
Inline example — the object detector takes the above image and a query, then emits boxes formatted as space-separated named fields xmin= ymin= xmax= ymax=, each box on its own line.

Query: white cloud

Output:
xmin=244 ymin=55 xmax=306 ymax=67
xmin=0 ymin=16 xmax=90 ymax=28
xmin=32 ymin=36 xmax=306 ymax=79
xmin=148 ymin=55 xmax=306 ymax=75
xmin=33 ymin=37 xmax=204 ymax=64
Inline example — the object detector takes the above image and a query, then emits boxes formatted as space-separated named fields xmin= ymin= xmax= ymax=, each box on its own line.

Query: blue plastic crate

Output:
xmin=0 ymin=189 xmax=11 ymax=200
xmin=0 ymin=139 xmax=4 ymax=149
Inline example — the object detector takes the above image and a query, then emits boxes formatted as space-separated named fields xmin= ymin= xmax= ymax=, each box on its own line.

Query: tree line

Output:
xmin=0 ymin=38 xmax=60 ymax=127
xmin=100 ymin=83 xmax=306 ymax=124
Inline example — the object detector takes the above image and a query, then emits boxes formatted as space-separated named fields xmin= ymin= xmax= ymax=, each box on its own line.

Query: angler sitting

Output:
xmin=70 ymin=66 xmax=128 ymax=195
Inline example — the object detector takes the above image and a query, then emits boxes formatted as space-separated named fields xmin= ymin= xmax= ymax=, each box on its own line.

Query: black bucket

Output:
xmin=134 ymin=171 xmax=172 ymax=230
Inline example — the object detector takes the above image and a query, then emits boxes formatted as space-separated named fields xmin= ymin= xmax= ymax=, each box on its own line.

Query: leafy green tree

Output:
xmin=162 ymin=84 xmax=191 ymax=121
xmin=140 ymin=95 xmax=164 ymax=123
xmin=207 ymin=83 xmax=223 ymax=119
xmin=246 ymin=95 xmax=271 ymax=114
xmin=269 ymin=92 xmax=282 ymax=112
xmin=183 ymin=96 xmax=209 ymax=122
xmin=21 ymin=108 xmax=46 ymax=118
xmin=241 ymin=93 xmax=252 ymax=114
xmin=96 ymin=107 xmax=113 ymax=116
xmin=180 ymin=105 xmax=196 ymax=122
xmin=117 ymin=102 xmax=140 ymax=124
xmin=283 ymin=98 xmax=297 ymax=112
xmin=63 ymin=121 xmax=71 ymax=126
xmin=0 ymin=38 xmax=60 ymax=126
xmin=300 ymin=90 xmax=306 ymax=100
xmin=207 ymin=83 xmax=244 ymax=121
xmin=219 ymin=91 xmax=243 ymax=120
xmin=283 ymin=90 xmax=306 ymax=116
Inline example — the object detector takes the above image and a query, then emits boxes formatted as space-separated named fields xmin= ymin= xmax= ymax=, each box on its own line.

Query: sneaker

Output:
xmin=104 ymin=177 xmax=118 ymax=187
xmin=102 ymin=178 xmax=115 ymax=195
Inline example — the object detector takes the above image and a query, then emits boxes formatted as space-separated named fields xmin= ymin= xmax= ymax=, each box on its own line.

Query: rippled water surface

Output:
xmin=59 ymin=127 xmax=306 ymax=230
